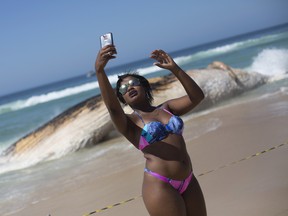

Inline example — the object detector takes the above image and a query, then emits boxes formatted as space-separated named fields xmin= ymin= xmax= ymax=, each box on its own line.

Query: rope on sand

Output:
xmin=82 ymin=141 xmax=288 ymax=215
xmin=198 ymin=142 xmax=287 ymax=177
xmin=82 ymin=196 xmax=142 ymax=216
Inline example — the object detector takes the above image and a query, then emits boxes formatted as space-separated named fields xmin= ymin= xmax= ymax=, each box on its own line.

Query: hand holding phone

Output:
xmin=100 ymin=32 xmax=116 ymax=57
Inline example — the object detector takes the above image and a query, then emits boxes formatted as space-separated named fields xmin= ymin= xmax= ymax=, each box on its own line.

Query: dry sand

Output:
xmin=16 ymin=93 xmax=288 ymax=216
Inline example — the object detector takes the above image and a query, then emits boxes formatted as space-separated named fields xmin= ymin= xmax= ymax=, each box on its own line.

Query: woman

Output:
xmin=95 ymin=45 xmax=207 ymax=216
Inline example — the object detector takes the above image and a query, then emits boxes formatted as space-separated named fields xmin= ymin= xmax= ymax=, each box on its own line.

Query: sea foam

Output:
xmin=0 ymin=81 xmax=99 ymax=115
xmin=248 ymin=48 xmax=288 ymax=77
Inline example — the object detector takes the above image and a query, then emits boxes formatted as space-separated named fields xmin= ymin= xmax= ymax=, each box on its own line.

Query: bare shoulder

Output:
xmin=156 ymin=102 xmax=169 ymax=110
xmin=159 ymin=96 xmax=194 ymax=116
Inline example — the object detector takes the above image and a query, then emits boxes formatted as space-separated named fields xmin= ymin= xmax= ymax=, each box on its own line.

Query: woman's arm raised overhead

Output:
xmin=151 ymin=49 xmax=204 ymax=115
xmin=95 ymin=45 xmax=130 ymax=135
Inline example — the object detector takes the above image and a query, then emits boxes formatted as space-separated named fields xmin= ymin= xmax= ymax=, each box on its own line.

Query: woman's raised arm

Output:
xmin=95 ymin=45 xmax=129 ymax=135
xmin=151 ymin=49 xmax=204 ymax=115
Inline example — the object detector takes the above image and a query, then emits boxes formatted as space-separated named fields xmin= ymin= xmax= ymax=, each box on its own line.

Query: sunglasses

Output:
xmin=119 ymin=78 xmax=141 ymax=95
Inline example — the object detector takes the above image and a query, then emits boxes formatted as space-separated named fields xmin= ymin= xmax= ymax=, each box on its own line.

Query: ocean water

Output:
xmin=0 ymin=23 xmax=288 ymax=215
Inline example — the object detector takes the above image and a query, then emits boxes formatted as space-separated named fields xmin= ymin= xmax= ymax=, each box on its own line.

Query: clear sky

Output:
xmin=0 ymin=0 xmax=287 ymax=97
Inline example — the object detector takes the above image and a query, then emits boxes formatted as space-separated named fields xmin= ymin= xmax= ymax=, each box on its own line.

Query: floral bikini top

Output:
xmin=134 ymin=108 xmax=184 ymax=150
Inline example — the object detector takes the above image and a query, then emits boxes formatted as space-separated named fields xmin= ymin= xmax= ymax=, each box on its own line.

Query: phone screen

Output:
xmin=100 ymin=33 xmax=113 ymax=48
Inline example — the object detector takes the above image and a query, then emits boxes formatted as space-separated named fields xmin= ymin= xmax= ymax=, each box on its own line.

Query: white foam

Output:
xmin=137 ymin=65 xmax=163 ymax=75
xmin=280 ymin=86 xmax=288 ymax=95
xmin=0 ymin=81 xmax=99 ymax=114
xmin=248 ymin=48 xmax=288 ymax=77
xmin=191 ymin=32 xmax=287 ymax=62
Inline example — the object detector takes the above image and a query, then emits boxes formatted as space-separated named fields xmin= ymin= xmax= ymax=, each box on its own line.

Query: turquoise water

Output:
xmin=0 ymin=23 xmax=288 ymax=215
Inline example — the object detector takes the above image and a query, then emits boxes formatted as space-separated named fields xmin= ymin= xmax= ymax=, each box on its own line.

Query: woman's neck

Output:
xmin=131 ymin=103 xmax=155 ymax=113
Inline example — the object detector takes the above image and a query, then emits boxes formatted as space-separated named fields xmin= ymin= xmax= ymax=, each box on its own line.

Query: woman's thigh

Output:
xmin=142 ymin=174 xmax=186 ymax=216
xmin=182 ymin=176 xmax=207 ymax=216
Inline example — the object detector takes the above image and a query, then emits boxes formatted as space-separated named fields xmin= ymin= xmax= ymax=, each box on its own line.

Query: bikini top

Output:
xmin=134 ymin=108 xmax=184 ymax=150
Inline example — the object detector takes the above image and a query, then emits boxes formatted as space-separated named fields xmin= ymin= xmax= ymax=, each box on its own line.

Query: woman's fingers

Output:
xmin=95 ymin=45 xmax=117 ymax=71
xmin=103 ymin=45 xmax=117 ymax=54
xmin=100 ymin=45 xmax=117 ymax=60
xmin=150 ymin=49 xmax=178 ymax=71
xmin=151 ymin=49 xmax=170 ymax=65
xmin=151 ymin=50 xmax=170 ymax=60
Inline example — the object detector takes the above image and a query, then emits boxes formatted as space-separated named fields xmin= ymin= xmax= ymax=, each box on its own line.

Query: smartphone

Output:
xmin=100 ymin=32 xmax=114 ymax=48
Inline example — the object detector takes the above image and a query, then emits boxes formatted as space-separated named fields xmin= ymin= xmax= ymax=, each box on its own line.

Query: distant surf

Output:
xmin=1 ymin=32 xmax=287 ymax=115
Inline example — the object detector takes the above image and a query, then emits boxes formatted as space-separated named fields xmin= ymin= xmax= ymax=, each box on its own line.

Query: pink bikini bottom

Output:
xmin=144 ymin=168 xmax=193 ymax=194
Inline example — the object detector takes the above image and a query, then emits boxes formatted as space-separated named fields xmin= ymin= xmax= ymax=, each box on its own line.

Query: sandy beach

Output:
xmin=13 ymin=85 xmax=288 ymax=216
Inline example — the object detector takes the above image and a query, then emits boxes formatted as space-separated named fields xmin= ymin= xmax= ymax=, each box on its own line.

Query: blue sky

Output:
xmin=0 ymin=0 xmax=287 ymax=96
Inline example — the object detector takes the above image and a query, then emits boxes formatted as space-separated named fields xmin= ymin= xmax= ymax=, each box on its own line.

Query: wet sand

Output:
xmin=15 ymin=92 xmax=288 ymax=216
